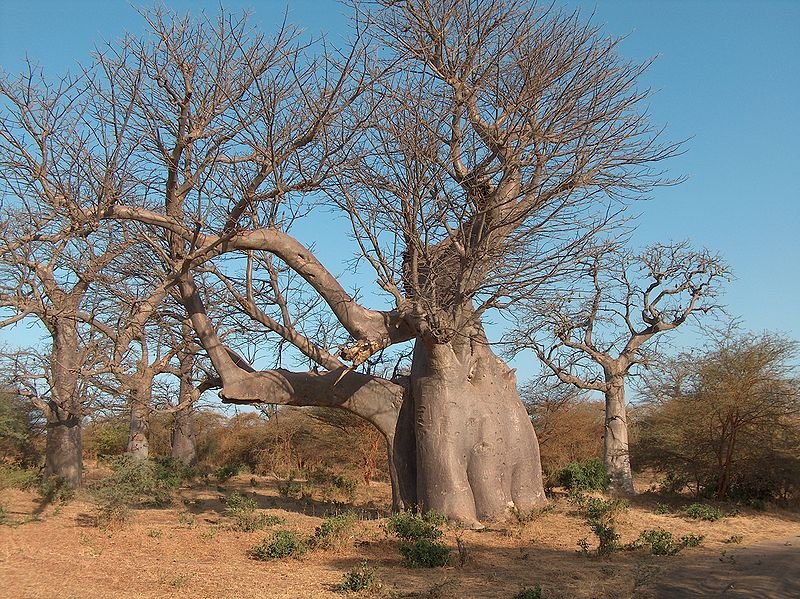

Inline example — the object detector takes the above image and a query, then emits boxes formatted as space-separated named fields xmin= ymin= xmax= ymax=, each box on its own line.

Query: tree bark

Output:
xmin=43 ymin=402 xmax=82 ymax=488
xmin=408 ymin=335 xmax=546 ymax=526
xmin=603 ymin=373 xmax=635 ymax=494
xmin=43 ymin=322 xmax=83 ymax=487
xmin=171 ymin=402 xmax=198 ymax=466
xmin=126 ymin=378 xmax=152 ymax=459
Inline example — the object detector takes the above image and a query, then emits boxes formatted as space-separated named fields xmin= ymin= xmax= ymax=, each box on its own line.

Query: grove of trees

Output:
xmin=1 ymin=0 xmax=796 ymax=526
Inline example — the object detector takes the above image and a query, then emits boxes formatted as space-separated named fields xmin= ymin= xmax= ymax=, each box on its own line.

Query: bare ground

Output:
xmin=1 ymin=474 xmax=798 ymax=599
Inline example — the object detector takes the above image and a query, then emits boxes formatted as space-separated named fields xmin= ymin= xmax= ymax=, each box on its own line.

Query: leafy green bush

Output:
xmin=386 ymin=511 xmax=449 ymax=568
xmin=214 ymin=463 xmax=240 ymax=482
xmin=654 ymin=503 xmax=672 ymax=515
xmin=514 ymin=587 xmax=544 ymax=599
xmin=398 ymin=538 xmax=451 ymax=568
xmin=684 ymin=503 xmax=723 ymax=521
xmin=557 ymin=459 xmax=610 ymax=492
xmin=224 ymin=491 xmax=282 ymax=532
xmin=574 ymin=496 xmax=627 ymax=556
xmin=335 ymin=560 xmax=378 ymax=593
xmin=38 ymin=476 xmax=75 ymax=505
xmin=311 ymin=511 xmax=358 ymax=550
xmin=0 ymin=465 xmax=39 ymax=490
xmin=89 ymin=456 xmax=184 ymax=526
xmin=247 ymin=530 xmax=307 ymax=560
xmin=628 ymin=528 xmax=705 ymax=555
xmin=386 ymin=511 xmax=445 ymax=542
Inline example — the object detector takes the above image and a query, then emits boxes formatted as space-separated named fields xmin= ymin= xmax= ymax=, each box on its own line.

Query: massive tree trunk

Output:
xmin=171 ymin=403 xmax=197 ymax=466
xmin=603 ymin=372 xmax=635 ymax=494
xmin=44 ymin=322 xmax=83 ymax=488
xmin=405 ymin=333 xmax=546 ymax=526
xmin=126 ymin=375 xmax=153 ymax=459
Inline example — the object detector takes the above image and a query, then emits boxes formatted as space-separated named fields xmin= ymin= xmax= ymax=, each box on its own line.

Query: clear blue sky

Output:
xmin=2 ymin=1 xmax=799 ymax=376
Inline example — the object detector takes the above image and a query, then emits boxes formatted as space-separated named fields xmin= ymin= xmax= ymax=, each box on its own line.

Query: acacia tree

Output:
xmin=509 ymin=242 xmax=729 ymax=493
xmin=4 ymin=2 xmax=678 ymax=523
xmin=638 ymin=333 xmax=799 ymax=500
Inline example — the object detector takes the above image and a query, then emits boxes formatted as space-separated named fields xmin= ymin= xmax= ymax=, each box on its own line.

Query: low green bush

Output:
xmin=247 ymin=530 xmax=307 ymax=560
xmin=335 ymin=560 xmax=378 ymax=593
xmin=224 ymin=491 xmax=282 ymax=532
xmin=574 ymin=496 xmax=627 ymax=556
xmin=684 ymin=503 xmax=723 ymax=521
xmin=0 ymin=465 xmax=39 ymax=490
xmin=398 ymin=538 xmax=450 ymax=568
xmin=514 ymin=586 xmax=545 ymax=599
xmin=386 ymin=511 xmax=449 ymax=568
xmin=38 ymin=476 xmax=75 ymax=505
xmin=311 ymin=511 xmax=358 ymax=550
xmin=557 ymin=459 xmax=610 ymax=492
xmin=214 ymin=463 xmax=240 ymax=482
xmin=628 ymin=528 xmax=705 ymax=555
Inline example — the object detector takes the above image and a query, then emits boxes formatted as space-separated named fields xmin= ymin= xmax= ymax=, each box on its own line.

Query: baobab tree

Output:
xmin=2 ymin=2 xmax=679 ymax=523
xmin=508 ymin=242 xmax=729 ymax=493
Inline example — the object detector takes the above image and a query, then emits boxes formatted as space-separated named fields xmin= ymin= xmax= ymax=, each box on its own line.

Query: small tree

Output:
xmin=509 ymin=242 xmax=728 ymax=493
xmin=637 ymin=332 xmax=800 ymax=501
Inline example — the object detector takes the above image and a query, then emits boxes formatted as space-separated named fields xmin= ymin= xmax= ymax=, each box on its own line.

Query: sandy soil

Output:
xmin=1 ymin=475 xmax=798 ymax=599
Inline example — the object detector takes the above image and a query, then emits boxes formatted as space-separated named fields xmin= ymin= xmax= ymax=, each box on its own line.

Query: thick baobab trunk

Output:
xmin=126 ymin=391 xmax=151 ymax=460
xmin=44 ymin=323 xmax=83 ymax=487
xmin=406 ymin=337 xmax=546 ymax=526
xmin=171 ymin=403 xmax=198 ymax=466
xmin=44 ymin=403 xmax=83 ymax=488
xmin=603 ymin=373 xmax=635 ymax=495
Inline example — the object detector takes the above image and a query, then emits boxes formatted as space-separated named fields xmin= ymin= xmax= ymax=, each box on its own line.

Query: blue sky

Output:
xmin=1 ymin=1 xmax=798 ymax=380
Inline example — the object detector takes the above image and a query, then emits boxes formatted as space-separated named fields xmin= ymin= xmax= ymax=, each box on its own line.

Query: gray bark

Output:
xmin=43 ymin=322 xmax=83 ymax=487
xmin=171 ymin=403 xmax=197 ymax=466
xmin=126 ymin=380 xmax=152 ymax=459
xmin=603 ymin=373 xmax=635 ymax=494
xmin=409 ymin=336 xmax=546 ymax=526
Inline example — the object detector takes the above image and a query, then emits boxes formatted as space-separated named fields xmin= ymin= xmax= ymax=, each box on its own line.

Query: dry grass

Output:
xmin=1 ymin=473 xmax=798 ymax=599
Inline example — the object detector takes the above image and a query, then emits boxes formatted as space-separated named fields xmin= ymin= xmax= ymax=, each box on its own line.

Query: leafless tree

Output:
xmin=2 ymin=2 xmax=680 ymax=523
xmin=508 ymin=241 xmax=729 ymax=493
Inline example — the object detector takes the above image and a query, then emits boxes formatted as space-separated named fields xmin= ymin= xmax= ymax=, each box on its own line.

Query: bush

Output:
xmin=574 ymin=496 xmax=627 ymax=556
xmin=0 ymin=465 xmax=39 ymax=490
xmin=247 ymin=530 xmax=307 ymax=560
xmin=386 ymin=511 xmax=449 ymax=568
xmin=399 ymin=538 xmax=451 ymax=568
xmin=335 ymin=560 xmax=378 ymax=594
xmin=557 ymin=459 xmax=610 ymax=492
xmin=38 ymin=476 xmax=74 ymax=505
xmin=224 ymin=491 xmax=282 ymax=532
xmin=684 ymin=503 xmax=723 ymax=521
xmin=214 ymin=463 xmax=240 ymax=482
xmin=386 ymin=511 xmax=445 ymax=542
xmin=311 ymin=512 xmax=358 ymax=550
xmin=628 ymin=528 xmax=704 ymax=555
xmin=89 ymin=456 xmax=183 ymax=526
xmin=514 ymin=587 xmax=544 ymax=599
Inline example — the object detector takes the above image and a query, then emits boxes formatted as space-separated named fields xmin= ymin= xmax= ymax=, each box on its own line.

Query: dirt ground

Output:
xmin=1 ymin=474 xmax=798 ymax=599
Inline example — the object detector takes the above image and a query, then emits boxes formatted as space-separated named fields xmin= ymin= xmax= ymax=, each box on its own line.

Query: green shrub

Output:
xmin=224 ymin=491 xmax=280 ymax=532
xmin=214 ymin=463 xmax=240 ymax=482
xmin=654 ymin=503 xmax=672 ymax=515
xmin=311 ymin=511 xmax=358 ymax=550
xmin=514 ymin=586 xmax=544 ymax=599
xmin=557 ymin=459 xmax=610 ymax=492
xmin=247 ymin=530 xmax=307 ymax=560
xmin=399 ymin=538 xmax=450 ymax=568
xmin=335 ymin=560 xmax=378 ymax=593
xmin=628 ymin=528 xmax=705 ymax=555
xmin=38 ymin=476 xmax=75 ymax=505
xmin=386 ymin=511 xmax=445 ymax=542
xmin=575 ymin=496 xmax=627 ymax=556
xmin=386 ymin=511 xmax=449 ymax=568
xmin=0 ymin=465 xmax=39 ymax=490
xmin=89 ymin=456 xmax=183 ymax=525
xmin=684 ymin=503 xmax=723 ymax=521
